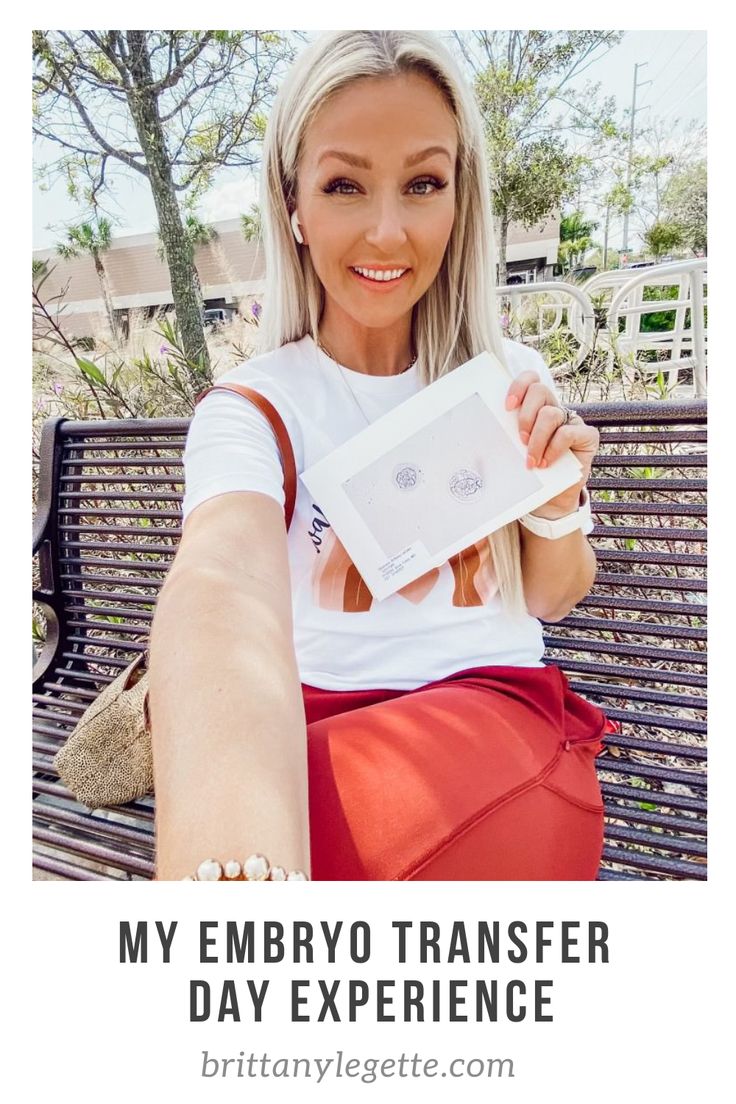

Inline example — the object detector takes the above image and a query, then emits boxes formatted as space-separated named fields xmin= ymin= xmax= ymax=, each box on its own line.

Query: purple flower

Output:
xmin=251 ymin=301 xmax=262 ymax=319
xmin=53 ymin=382 xmax=63 ymax=395
xmin=159 ymin=344 xmax=170 ymax=355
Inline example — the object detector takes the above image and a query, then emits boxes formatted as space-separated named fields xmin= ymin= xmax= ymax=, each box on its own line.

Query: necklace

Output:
xmin=315 ymin=337 xmax=418 ymax=427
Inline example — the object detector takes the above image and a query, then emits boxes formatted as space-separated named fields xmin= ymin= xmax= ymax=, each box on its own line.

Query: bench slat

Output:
xmin=596 ymin=758 xmax=706 ymax=788
xmin=552 ymin=615 xmax=705 ymax=640
xmin=33 ymin=827 xmax=155 ymax=876
xmin=568 ymin=681 xmax=705 ymax=712
xmin=595 ymin=707 xmax=706 ymax=736
xmin=599 ymin=782 xmax=706 ymax=813
xmin=579 ymin=595 xmax=706 ymax=616
xmin=559 ymin=659 xmax=705 ymax=689
xmin=603 ymin=823 xmax=706 ymax=856
xmin=600 ymin=846 xmax=706 ymax=879
xmin=544 ymin=637 xmax=705 ymax=665
xmin=33 ymin=855 xmax=109 ymax=881
xmin=601 ymin=806 xmax=705 ymax=835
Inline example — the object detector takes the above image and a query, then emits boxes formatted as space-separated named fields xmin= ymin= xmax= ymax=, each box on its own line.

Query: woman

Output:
xmin=149 ymin=30 xmax=609 ymax=882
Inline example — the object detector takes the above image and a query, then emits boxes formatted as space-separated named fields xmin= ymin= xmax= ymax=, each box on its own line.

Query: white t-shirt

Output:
xmin=183 ymin=335 xmax=583 ymax=690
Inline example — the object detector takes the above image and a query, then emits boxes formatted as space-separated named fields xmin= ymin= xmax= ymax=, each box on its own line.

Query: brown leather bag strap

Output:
xmin=196 ymin=384 xmax=297 ymax=530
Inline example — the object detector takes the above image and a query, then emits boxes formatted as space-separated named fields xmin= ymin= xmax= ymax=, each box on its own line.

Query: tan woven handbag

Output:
xmin=54 ymin=653 xmax=152 ymax=808
xmin=53 ymin=383 xmax=297 ymax=808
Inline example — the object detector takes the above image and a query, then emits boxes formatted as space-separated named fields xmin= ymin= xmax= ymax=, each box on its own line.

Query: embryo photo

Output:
xmin=343 ymin=394 xmax=543 ymax=558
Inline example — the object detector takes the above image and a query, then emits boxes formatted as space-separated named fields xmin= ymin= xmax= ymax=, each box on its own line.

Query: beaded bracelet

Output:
xmin=182 ymin=853 xmax=309 ymax=881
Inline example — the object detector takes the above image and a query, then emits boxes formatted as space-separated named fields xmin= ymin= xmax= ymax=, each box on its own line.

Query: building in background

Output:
xmin=34 ymin=214 xmax=560 ymax=339
xmin=34 ymin=218 xmax=263 ymax=341
xmin=503 ymin=214 xmax=560 ymax=284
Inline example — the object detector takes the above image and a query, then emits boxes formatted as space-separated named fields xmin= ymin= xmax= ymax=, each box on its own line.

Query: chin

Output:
xmin=330 ymin=296 xmax=405 ymax=328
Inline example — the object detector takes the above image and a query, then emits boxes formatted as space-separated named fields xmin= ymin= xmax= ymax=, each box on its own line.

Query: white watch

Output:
xmin=519 ymin=487 xmax=593 ymax=540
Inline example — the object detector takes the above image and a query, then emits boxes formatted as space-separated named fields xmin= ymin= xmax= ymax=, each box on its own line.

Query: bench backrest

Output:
xmin=33 ymin=400 xmax=707 ymax=880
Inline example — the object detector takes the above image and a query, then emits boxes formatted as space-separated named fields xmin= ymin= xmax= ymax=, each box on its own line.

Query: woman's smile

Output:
xmin=348 ymin=264 xmax=412 ymax=289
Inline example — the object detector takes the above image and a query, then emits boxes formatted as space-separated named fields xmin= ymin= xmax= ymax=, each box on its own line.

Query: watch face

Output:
xmin=448 ymin=468 xmax=484 ymax=502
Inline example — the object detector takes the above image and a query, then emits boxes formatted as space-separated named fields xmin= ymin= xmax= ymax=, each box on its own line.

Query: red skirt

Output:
xmin=304 ymin=664 xmax=612 ymax=881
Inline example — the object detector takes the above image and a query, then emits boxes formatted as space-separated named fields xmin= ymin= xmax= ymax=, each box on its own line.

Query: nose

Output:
xmin=363 ymin=192 xmax=408 ymax=255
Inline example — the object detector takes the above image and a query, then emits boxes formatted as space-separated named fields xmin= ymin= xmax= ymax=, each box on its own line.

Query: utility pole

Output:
xmin=621 ymin=62 xmax=652 ymax=254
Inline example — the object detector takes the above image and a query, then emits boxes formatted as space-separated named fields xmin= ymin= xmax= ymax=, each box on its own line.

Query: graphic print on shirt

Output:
xmin=307 ymin=502 xmax=331 ymax=553
xmin=311 ymin=528 xmax=498 ymax=612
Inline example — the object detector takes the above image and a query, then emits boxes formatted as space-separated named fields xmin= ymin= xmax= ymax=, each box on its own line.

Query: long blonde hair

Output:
xmin=259 ymin=30 xmax=524 ymax=613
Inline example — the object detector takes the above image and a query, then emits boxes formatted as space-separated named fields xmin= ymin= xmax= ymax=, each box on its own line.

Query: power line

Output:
xmin=659 ymin=77 xmax=707 ymax=122
xmin=645 ymin=42 xmax=707 ymax=112
xmin=644 ymin=35 xmax=670 ymax=75
xmin=648 ymin=32 xmax=697 ymax=87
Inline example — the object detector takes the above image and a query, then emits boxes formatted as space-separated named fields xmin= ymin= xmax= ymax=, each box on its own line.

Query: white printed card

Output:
xmin=300 ymin=351 xmax=582 ymax=600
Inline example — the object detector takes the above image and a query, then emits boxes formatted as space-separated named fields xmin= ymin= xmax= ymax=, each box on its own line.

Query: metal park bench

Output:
xmin=32 ymin=400 xmax=707 ymax=880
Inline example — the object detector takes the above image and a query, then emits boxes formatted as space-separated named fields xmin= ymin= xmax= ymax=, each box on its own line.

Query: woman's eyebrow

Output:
xmin=317 ymin=150 xmax=371 ymax=169
xmin=317 ymin=145 xmax=453 ymax=169
xmin=405 ymin=145 xmax=453 ymax=167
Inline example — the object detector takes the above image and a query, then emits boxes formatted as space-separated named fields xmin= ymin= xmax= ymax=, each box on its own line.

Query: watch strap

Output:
xmin=519 ymin=487 xmax=593 ymax=540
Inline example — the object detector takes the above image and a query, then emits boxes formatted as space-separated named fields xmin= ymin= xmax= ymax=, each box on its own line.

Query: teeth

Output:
xmin=353 ymin=267 xmax=407 ymax=281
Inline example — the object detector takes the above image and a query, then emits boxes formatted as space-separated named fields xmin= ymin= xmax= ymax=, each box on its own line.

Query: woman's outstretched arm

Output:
xmin=148 ymin=490 xmax=311 ymax=880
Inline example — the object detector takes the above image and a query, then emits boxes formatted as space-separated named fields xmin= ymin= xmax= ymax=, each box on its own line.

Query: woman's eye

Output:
xmin=323 ymin=178 xmax=360 ymax=195
xmin=408 ymin=176 xmax=447 ymax=196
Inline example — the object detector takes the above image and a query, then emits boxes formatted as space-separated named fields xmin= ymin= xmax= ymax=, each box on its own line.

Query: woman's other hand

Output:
xmin=505 ymin=369 xmax=599 ymax=518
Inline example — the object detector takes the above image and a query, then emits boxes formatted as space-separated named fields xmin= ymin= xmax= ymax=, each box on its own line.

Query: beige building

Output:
xmin=33 ymin=214 xmax=559 ymax=339
xmin=504 ymin=213 xmax=560 ymax=284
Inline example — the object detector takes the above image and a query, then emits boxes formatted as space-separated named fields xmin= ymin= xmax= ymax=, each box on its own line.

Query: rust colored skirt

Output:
xmin=304 ymin=664 xmax=612 ymax=881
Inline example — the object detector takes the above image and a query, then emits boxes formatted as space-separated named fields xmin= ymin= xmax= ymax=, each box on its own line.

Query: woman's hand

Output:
xmin=507 ymin=369 xmax=600 ymax=620
xmin=505 ymin=369 xmax=599 ymax=518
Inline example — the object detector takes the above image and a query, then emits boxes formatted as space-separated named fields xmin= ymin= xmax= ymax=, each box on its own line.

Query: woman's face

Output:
xmin=296 ymin=72 xmax=458 ymax=333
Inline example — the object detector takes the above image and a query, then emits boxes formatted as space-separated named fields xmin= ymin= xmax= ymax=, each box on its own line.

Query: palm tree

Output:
xmin=32 ymin=258 xmax=49 ymax=282
xmin=57 ymin=218 xmax=117 ymax=338
xmin=240 ymin=204 xmax=262 ymax=242
xmin=558 ymin=210 xmax=599 ymax=273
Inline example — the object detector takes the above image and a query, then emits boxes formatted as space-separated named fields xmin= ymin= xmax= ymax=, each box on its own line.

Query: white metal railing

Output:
xmin=496 ymin=259 xmax=708 ymax=398
xmin=597 ymin=259 xmax=707 ymax=399
xmin=496 ymin=281 xmax=596 ymax=371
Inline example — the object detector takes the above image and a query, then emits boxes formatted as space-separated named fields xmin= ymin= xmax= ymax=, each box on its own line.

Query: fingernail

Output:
xmin=519 ymin=430 xmax=530 ymax=445
xmin=539 ymin=459 xmax=547 ymax=469
xmin=506 ymin=395 xmax=519 ymax=410
xmin=526 ymin=455 xmax=536 ymax=469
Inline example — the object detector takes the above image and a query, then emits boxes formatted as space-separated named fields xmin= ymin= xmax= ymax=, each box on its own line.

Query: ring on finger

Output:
xmin=556 ymin=405 xmax=578 ymax=426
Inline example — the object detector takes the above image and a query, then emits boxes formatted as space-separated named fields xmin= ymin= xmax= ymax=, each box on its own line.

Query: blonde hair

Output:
xmin=258 ymin=30 xmax=524 ymax=614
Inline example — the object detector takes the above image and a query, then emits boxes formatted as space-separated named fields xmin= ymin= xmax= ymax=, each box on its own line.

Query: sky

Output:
xmin=31 ymin=29 xmax=707 ymax=253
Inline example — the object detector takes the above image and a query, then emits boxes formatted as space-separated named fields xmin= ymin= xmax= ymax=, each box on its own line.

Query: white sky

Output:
xmin=31 ymin=29 xmax=707 ymax=253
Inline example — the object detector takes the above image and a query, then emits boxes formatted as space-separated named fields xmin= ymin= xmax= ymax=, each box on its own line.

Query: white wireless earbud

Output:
xmin=290 ymin=210 xmax=304 ymax=244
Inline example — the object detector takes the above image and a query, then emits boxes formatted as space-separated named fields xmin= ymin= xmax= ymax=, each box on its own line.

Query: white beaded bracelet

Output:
xmin=182 ymin=853 xmax=309 ymax=881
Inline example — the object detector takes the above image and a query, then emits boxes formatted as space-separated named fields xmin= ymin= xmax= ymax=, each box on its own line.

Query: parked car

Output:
xmin=203 ymin=307 xmax=237 ymax=328
xmin=569 ymin=265 xmax=598 ymax=283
